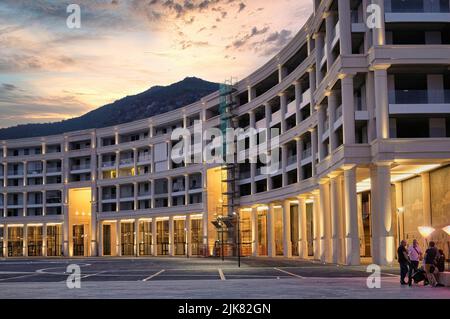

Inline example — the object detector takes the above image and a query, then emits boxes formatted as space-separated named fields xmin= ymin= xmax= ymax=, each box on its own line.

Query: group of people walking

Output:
xmin=397 ymin=239 xmax=446 ymax=287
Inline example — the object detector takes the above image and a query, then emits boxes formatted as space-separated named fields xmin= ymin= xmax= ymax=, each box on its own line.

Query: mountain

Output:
xmin=0 ymin=77 xmax=220 ymax=140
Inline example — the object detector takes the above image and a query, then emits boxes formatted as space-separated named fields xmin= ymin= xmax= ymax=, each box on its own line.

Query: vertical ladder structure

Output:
xmin=218 ymin=78 xmax=239 ymax=256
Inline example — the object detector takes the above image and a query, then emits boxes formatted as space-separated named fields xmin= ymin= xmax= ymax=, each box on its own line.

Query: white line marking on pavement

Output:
xmin=142 ymin=269 xmax=165 ymax=281
xmin=218 ymin=268 xmax=226 ymax=281
xmin=0 ymin=273 xmax=39 ymax=281
xmin=274 ymin=267 xmax=305 ymax=279
xmin=81 ymin=271 xmax=106 ymax=279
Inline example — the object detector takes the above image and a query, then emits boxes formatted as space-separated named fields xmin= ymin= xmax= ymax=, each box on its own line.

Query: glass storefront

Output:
xmin=138 ymin=221 xmax=152 ymax=256
xmin=47 ymin=225 xmax=62 ymax=256
xmin=274 ymin=207 xmax=283 ymax=256
xmin=27 ymin=226 xmax=43 ymax=256
xmin=157 ymin=220 xmax=169 ymax=255
xmin=103 ymin=224 xmax=111 ymax=256
xmin=239 ymin=211 xmax=252 ymax=256
xmin=8 ymin=226 xmax=23 ymax=257
xmin=73 ymin=225 xmax=85 ymax=256
xmin=191 ymin=218 xmax=203 ymax=256
xmin=174 ymin=219 xmax=185 ymax=256
xmin=258 ymin=210 xmax=268 ymax=256
xmin=121 ymin=222 xmax=135 ymax=256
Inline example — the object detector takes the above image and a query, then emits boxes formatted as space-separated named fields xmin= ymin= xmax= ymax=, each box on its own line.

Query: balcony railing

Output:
xmin=138 ymin=155 xmax=151 ymax=163
xmin=119 ymin=158 xmax=134 ymax=166
xmin=389 ymin=90 xmax=450 ymax=104
xmin=302 ymin=148 xmax=312 ymax=158
xmin=287 ymin=155 xmax=297 ymax=165
xmin=46 ymin=166 xmax=61 ymax=173
xmin=240 ymin=171 xmax=251 ymax=179
xmin=71 ymin=164 xmax=90 ymax=171
xmin=46 ymin=197 xmax=62 ymax=204
xmin=8 ymin=171 xmax=24 ymax=176
xmin=102 ymin=193 xmax=116 ymax=200
xmin=27 ymin=170 xmax=43 ymax=175
xmin=102 ymin=161 xmax=116 ymax=168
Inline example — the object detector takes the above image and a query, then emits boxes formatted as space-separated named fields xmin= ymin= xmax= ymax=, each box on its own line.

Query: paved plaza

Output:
xmin=0 ymin=257 xmax=448 ymax=299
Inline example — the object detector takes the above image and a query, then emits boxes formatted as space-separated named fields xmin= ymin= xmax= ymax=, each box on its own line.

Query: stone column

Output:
xmin=267 ymin=203 xmax=276 ymax=257
xmin=248 ymin=86 xmax=256 ymax=102
xmin=133 ymin=182 xmax=138 ymax=211
xmin=167 ymin=177 xmax=172 ymax=207
xmin=330 ymin=176 xmax=340 ymax=264
xmin=328 ymin=91 xmax=338 ymax=151
xmin=314 ymin=32 xmax=325 ymax=85
xmin=371 ymin=163 xmax=394 ymax=265
xmin=281 ymin=144 xmax=288 ymax=187
xmin=317 ymin=105 xmax=325 ymax=161
xmin=341 ymin=75 xmax=356 ymax=144
xmin=133 ymin=148 xmax=138 ymax=176
xmin=295 ymin=81 xmax=303 ymax=125
xmin=167 ymin=141 xmax=172 ymax=170
xmin=344 ymin=166 xmax=360 ymax=265
xmin=373 ymin=66 xmax=390 ymax=139
xmin=184 ymin=174 xmax=189 ymax=206
xmin=319 ymin=181 xmax=332 ymax=263
xmin=280 ymin=92 xmax=287 ymax=134
xmin=338 ymin=0 xmax=352 ymax=55
xmin=325 ymin=11 xmax=334 ymax=69
xmin=116 ymin=185 xmax=120 ymax=212
xmin=365 ymin=72 xmax=376 ymax=142
xmin=278 ymin=64 xmax=287 ymax=83
xmin=296 ymin=138 xmax=304 ymax=183
xmin=282 ymin=200 xmax=292 ymax=258
xmin=312 ymin=190 xmax=321 ymax=260
xmin=251 ymin=207 xmax=258 ymax=257
xmin=23 ymin=192 xmax=27 ymax=217
xmin=310 ymin=128 xmax=318 ymax=176
xmin=297 ymin=196 xmax=308 ymax=259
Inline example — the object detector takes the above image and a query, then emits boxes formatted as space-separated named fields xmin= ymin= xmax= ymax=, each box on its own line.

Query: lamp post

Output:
xmin=233 ymin=211 xmax=241 ymax=268
xmin=417 ymin=226 xmax=435 ymax=248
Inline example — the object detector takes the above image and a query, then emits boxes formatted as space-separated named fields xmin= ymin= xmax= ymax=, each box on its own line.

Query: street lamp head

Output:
xmin=443 ymin=225 xmax=450 ymax=235
xmin=418 ymin=226 xmax=435 ymax=238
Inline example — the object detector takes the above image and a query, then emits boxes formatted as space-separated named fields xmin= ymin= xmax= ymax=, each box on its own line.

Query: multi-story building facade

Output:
xmin=1 ymin=0 xmax=450 ymax=265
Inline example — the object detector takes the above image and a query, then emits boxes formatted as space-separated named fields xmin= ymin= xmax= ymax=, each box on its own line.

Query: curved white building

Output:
xmin=1 ymin=0 xmax=450 ymax=265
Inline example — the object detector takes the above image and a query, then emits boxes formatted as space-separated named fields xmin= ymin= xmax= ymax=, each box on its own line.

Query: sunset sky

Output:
xmin=0 ymin=0 xmax=312 ymax=129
